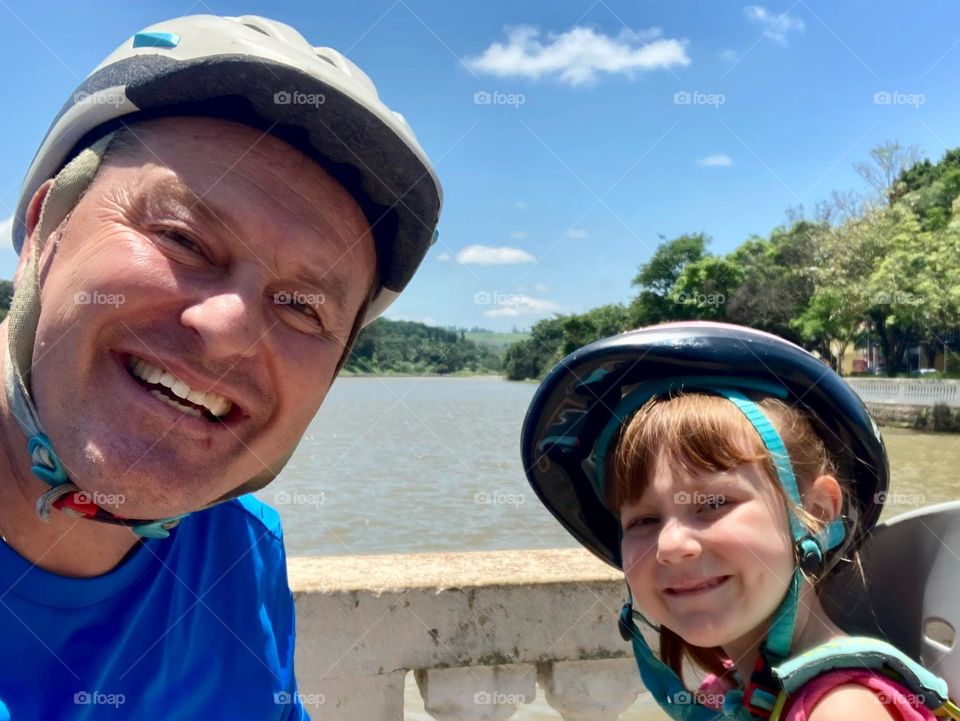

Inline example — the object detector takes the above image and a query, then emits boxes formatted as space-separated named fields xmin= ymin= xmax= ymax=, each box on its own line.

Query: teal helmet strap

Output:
xmin=597 ymin=377 xmax=846 ymax=719
xmin=5 ymin=135 xmax=187 ymax=539
xmin=717 ymin=388 xmax=844 ymax=661
xmin=618 ymin=597 xmax=731 ymax=720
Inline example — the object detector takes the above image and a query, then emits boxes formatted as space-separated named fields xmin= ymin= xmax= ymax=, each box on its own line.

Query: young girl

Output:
xmin=522 ymin=321 xmax=956 ymax=721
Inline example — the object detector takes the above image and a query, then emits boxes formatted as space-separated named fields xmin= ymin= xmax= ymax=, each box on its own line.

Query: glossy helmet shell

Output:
xmin=520 ymin=321 xmax=889 ymax=569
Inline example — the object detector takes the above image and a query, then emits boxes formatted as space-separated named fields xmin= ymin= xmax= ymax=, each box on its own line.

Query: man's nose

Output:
xmin=180 ymin=290 xmax=264 ymax=360
xmin=656 ymin=518 xmax=702 ymax=564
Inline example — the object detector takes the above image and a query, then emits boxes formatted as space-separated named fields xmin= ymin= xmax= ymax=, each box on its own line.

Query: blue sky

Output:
xmin=1 ymin=1 xmax=959 ymax=331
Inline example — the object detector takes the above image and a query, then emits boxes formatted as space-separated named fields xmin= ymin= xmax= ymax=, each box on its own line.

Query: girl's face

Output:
xmin=619 ymin=449 xmax=796 ymax=651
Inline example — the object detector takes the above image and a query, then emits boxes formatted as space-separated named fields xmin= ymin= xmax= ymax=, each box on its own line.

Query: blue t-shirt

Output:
xmin=0 ymin=496 xmax=309 ymax=720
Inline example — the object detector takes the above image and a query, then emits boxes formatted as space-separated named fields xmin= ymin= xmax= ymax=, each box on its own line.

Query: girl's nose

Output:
xmin=656 ymin=518 xmax=702 ymax=564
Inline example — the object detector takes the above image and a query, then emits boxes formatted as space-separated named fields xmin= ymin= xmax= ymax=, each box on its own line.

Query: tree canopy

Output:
xmin=503 ymin=141 xmax=960 ymax=380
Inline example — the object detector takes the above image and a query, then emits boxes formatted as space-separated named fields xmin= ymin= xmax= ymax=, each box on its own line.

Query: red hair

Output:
xmin=607 ymin=392 xmax=859 ymax=685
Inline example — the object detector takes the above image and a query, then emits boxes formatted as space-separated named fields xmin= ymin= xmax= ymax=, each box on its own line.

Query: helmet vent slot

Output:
xmin=242 ymin=22 xmax=269 ymax=36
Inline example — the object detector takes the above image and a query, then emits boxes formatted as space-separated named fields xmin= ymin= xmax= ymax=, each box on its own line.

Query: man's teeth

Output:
xmin=150 ymin=389 xmax=204 ymax=419
xmin=128 ymin=356 xmax=233 ymax=417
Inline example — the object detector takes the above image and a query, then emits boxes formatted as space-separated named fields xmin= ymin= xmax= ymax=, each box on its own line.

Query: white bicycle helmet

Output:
xmin=13 ymin=14 xmax=443 ymax=324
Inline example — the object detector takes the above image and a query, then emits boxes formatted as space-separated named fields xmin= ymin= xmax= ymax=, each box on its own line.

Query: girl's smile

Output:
xmin=662 ymin=575 xmax=732 ymax=595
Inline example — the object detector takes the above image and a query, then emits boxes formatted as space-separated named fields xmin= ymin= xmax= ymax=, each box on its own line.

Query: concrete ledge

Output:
xmin=288 ymin=548 xmax=621 ymax=593
xmin=865 ymin=401 xmax=960 ymax=432
xmin=290 ymin=549 xmax=630 ymax=680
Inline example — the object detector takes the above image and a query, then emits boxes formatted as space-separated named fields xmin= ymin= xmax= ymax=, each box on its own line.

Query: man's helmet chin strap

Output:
xmin=4 ymin=134 xmax=295 ymax=539
xmin=595 ymin=381 xmax=846 ymax=720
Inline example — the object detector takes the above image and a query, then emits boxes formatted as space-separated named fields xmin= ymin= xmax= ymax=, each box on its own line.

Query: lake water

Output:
xmin=255 ymin=377 xmax=960 ymax=720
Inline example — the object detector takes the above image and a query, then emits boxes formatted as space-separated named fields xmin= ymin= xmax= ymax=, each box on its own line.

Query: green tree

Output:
xmin=502 ymin=316 xmax=565 ymax=380
xmin=791 ymin=209 xmax=896 ymax=371
xmin=725 ymin=223 xmax=819 ymax=347
xmin=560 ymin=304 xmax=630 ymax=356
xmin=671 ymin=256 xmax=744 ymax=321
xmin=870 ymin=218 xmax=960 ymax=370
xmin=344 ymin=318 xmax=502 ymax=374
xmin=854 ymin=140 xmax=922 ymax=205
xmin=628 ymin=233 xmax=709 ymax=326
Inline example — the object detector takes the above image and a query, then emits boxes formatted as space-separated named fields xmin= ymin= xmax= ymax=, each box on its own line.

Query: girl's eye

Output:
xmin=702 ymin=497 xmax=729 ymax=512
xmin=624 ymin=516 xmax=658 ymax=532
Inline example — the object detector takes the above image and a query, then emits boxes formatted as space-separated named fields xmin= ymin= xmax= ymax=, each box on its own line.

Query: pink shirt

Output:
xmin=697 ymin=665 xmax=937 ymax=720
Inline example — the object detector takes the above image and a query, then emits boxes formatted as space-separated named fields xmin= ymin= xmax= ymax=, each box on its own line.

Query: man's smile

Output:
xmin=114 ymin=351 xmax=246 ymax=431
xmin=126 ymin=353 xmax=232 ymax=418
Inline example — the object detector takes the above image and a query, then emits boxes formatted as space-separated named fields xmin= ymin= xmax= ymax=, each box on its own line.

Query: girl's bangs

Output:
xmin=608 ymin=393 xmax=770 ymax=511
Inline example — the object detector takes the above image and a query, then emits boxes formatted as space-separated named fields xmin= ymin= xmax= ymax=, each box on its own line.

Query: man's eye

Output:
xmin=157 ymin=229 xmax=203 ymax=254
xmin=274 ymin=292 xmax=325 ymax=329
xmin=290 ymin=302 xmax=319 ymax=320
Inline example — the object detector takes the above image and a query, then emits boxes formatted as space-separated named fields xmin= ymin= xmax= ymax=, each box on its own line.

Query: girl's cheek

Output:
xmin=621 ymin=535 xmax=655 ymax=577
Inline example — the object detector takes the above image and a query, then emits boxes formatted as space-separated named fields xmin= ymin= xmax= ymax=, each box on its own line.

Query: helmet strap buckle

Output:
xmin=797 ymin=536 xmax=825 ymax=575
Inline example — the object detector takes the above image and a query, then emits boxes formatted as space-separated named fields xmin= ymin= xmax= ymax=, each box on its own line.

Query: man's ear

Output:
xmin=804 ymin=475 xmax=843 ymax=524
xmin=13 ymin=179 xmax=55 ymax=290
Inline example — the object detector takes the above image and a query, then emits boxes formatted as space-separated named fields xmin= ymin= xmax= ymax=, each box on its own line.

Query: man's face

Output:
xmin=22 ymin=117 xmax=376 ymax=519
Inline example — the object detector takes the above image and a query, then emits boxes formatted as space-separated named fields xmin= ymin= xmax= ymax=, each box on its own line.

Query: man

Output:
xmin=0 ymin=14 xmax=441 ymax=720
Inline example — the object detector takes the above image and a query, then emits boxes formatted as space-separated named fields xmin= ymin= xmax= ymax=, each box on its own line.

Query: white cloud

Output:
xmin=0 ymin=217 xmax=11 ymax=248
xmin=720 ymin=48 xmax=738 ymax=62
xmin=483 ymin=294 xmax=561 ymax=318
xmin=744 ymin=6 xmax=805 ymax=45
xmin=567 ymin=228 xmax=589 ymax=238
xmin=698 ymin=154 xmax=733 ymax=167
xmin=510 ymin=230 xmax=528 ymax=239
xmin=436 ymin=252 xmax=453 ymax=262
xmin=533 ymin=283 xmax=550 ymax=293
xmin=457 ymin=245 xmax=536 ymax=265
xmin=466 ymin=25 xmax=690 ymax=86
